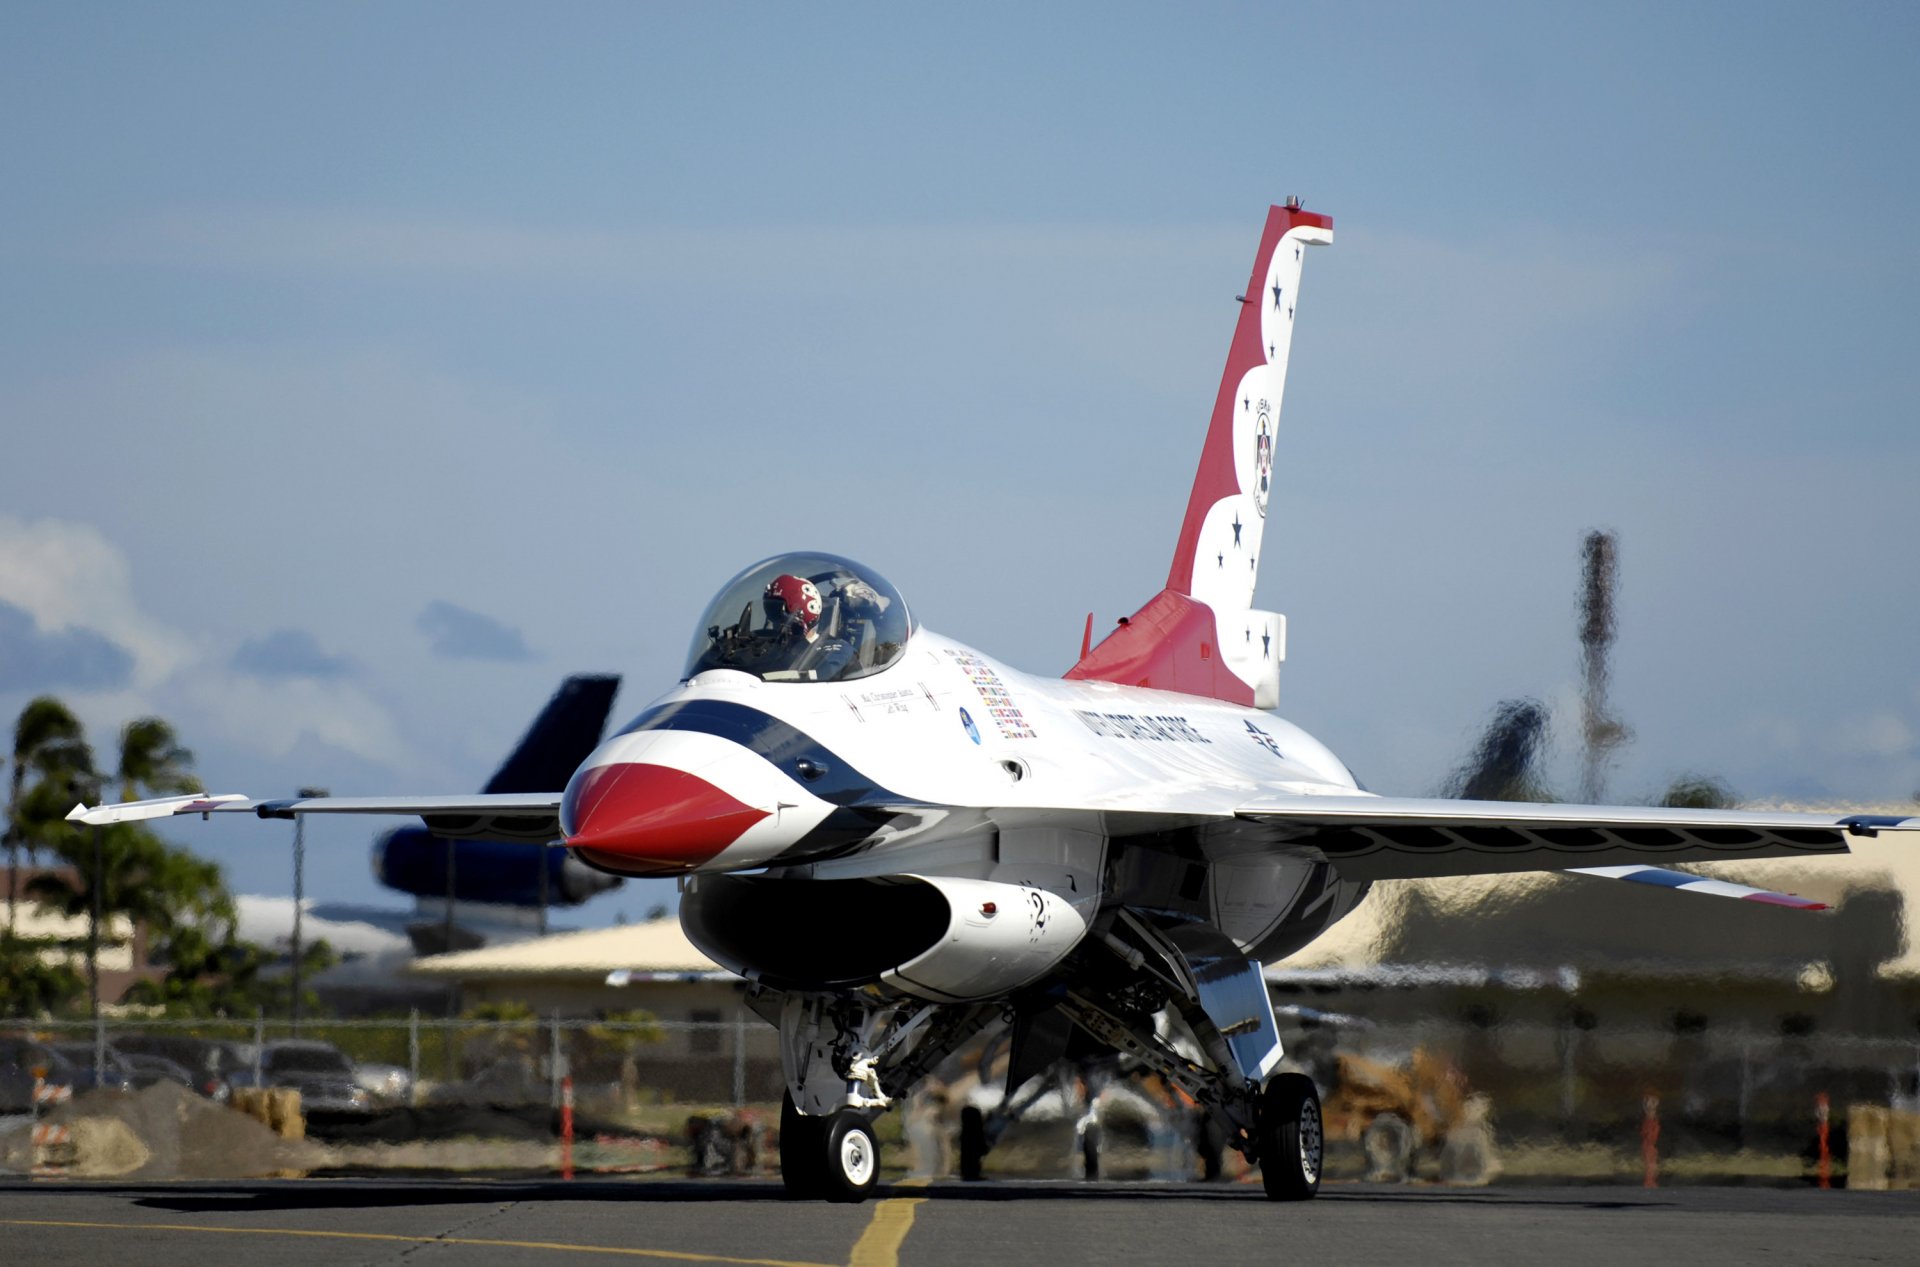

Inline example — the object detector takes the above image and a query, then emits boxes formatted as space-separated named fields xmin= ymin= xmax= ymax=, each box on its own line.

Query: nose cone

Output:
xmin=562 ymin=762 xmax=771 ymax=872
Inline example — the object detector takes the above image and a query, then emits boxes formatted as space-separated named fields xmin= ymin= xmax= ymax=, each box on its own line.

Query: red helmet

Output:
xmin=763 ymin=574 xmax=823 ymax=631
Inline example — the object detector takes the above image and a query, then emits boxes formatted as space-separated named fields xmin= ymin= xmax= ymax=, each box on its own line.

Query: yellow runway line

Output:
xmin=0 ymin=1219 xmax=837 ymax=1267
xmin=848 ymin=1179 xmax=930 ymax=1267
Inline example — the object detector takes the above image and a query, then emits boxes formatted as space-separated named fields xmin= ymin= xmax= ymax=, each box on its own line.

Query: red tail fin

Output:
xmin=1066 ymin=202 xmax=1331 ymax=706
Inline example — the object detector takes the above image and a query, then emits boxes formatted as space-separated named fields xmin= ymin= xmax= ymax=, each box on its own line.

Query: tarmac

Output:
xmin=2 ymin=1177 xmax=1915 ymax=1267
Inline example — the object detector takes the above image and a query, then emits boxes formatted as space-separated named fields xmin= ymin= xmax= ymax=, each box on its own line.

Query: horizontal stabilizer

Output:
xmin=1565 ymin=864 xmax=1829 ymax=910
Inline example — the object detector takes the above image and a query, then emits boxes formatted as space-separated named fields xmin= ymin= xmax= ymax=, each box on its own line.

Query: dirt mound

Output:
xmin=41 ymin=1082 xmax=321 ymax=1179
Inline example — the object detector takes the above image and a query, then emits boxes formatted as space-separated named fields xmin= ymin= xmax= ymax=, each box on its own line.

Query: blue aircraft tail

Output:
xmin=483 ymin=674 xmax=622 ymax=794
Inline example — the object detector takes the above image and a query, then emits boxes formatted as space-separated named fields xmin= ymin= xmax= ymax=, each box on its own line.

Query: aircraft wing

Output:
xmin=1233 ymin=793 xmax=1918 ymax=881
xmin=68 ymin=791 xmax=564 ymax=843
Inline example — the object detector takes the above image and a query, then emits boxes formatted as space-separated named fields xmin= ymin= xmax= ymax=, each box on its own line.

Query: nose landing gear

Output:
xmin=781 ymin=1093 xmax=881 ymax=1203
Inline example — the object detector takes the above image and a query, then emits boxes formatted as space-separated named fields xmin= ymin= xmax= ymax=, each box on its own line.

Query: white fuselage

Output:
xmin=567 ymin=625 xmax=1363 ymax=875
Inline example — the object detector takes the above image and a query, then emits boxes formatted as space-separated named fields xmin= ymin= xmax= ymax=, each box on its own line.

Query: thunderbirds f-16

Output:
xmin=74 ymin=201 xmax=1919 ymax=1202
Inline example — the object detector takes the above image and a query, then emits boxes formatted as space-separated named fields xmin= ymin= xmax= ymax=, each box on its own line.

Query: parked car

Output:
xmin=230 ymin=1040 xmax=375 ymax=1114
xmin=354 ymin=1060 xmax=414 ymax=1107
xmin=48 ymin=1042 xmax=151 ymax=1092
xmin=0 ymin=1040 xmax=139 ymax=1096
xmin=111 ymin=1034 xmax=252 ymax=1102
xmin=0 ymin=1036 xmax=43 ymax=1111
xmin=116 ymin=1050 xmax=198 ymax=1091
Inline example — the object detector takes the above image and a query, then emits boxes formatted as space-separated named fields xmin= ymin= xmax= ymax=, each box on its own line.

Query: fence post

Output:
xmin=549 ymin=1011 xmax=562 ymax=1110
xmin=1737 ymin=1039 xmax=1752 ymax=1147
xmin=1816 ymin=1092 xmax=1832 ymax=1189
xmin=560 ymin=1075 xmax=575 ymax=1181
xmin=1641 ymin=1093 xmax=1660 ymax=1188
xmin=408 ymin=1008 xmax=421 ymax=1103
xmin=252 ymin=1010 xmax=264 ymax=1087
xmin=732 ymin=1010 xmax=748 ymax=1108
xmin=93 ymin=1007 xmax=106 ymax=1088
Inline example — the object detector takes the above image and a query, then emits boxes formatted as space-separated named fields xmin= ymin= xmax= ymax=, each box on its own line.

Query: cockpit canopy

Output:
xmin=684 ymin=552 xmax=913 ymax=684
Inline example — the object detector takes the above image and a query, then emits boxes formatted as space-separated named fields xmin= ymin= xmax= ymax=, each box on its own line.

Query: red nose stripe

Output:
xmin=562 ymin=762 xmax=770 ymax=868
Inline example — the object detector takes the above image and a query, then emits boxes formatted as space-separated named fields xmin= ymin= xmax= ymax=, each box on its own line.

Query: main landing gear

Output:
xmin=1257 ymin=1072 xmax=1323 ymax=1200
xmin=762 ymin=919 xmax=1327 ymax=1202
xmin=781 ymin=1092 xmax=881 ymax=1202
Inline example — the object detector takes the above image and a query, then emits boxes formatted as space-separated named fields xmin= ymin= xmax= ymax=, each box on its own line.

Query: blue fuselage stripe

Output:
xmin=616 ymin=699 xmax=917 ymax=809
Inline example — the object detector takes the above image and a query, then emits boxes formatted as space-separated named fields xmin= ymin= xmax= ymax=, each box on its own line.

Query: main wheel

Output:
xmin=1194 ymin=1108 xmax=1228 ymax=1182
xmin=780 ymin=1093 xmax=827 ymax=1199
xmin=1258 ymin=1072 xmax=1323 ymax=1201
xmin=821 ymin=1110 xmax=880 ymax=1203
xmin=958 ymin=1105 xmax=987 ymax=1181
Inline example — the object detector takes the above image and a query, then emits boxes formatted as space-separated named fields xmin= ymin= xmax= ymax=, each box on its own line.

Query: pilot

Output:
xmin=763 ymin=573 xmax=824 ymax=639
xmin=763 ymin=573 xmax=857 ymax=679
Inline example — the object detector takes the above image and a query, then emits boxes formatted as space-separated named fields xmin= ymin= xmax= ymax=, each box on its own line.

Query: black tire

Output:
xmin=958 ymin=1105 xmax=987 ymax=1181
xmin=1081 ymin=1121 xmax=1102 ymax=1180
xmin=1195 ymin=1109 xmax=1228 ymax=1182
xmin=821 ymin=1110 xmax=880 ymax=1203
xmin=780 ymin=1093 xmax=826 ymax=1199
xmin=1258 ymin=1073 xmax=1323 ymax=1201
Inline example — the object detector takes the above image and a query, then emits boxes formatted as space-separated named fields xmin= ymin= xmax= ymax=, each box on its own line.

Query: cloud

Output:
xmin=0 ymin=598 xmax=135 ymax=693
xmin=416 ymin=600 xmax=535 ymax=662
xmin=0 ymin=515 xmax=414 ymax=774
xmin=230 ymin=628 xmax=354 ymax=680
xmin=0 ymin=516 xmax=194 ymax=687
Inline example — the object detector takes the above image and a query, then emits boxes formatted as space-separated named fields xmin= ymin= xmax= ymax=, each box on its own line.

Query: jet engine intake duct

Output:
xmin=680 ymin=872 xmax=1089 ymax=1003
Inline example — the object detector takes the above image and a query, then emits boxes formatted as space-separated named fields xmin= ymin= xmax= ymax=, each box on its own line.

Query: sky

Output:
xmin=2 ymin=3 xmax=1916 ymax=924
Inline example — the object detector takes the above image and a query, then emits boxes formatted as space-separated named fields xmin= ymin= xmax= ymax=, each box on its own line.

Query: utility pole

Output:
xmin=80 ymin=773 xmax=104 ymax=1085
xmin=88 ymin=821 xmax=101 ymax=1020
xmin=1577 ymin=531 xmax=1627 ymax=804
xmin=538 ymin=843 xmax=550 ymax=935
xmin=290 ymin=786 xmax=328 ymax=1031
xmin=442 ymin=833 xmax=457 ymax=954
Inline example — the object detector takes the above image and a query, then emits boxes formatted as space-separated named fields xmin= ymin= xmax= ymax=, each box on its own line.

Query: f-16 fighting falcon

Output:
xmin=73 ymin=201 xmax=1919 ymax=1203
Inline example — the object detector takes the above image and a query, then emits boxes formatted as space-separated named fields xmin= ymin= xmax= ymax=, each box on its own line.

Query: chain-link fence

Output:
xmin=1 ymin=1010 xmax=783 ymax=1116
xmin=1270 ymin=1012 xmax=1920 ymax=1186
xmin=1288 ymin=1014 xmax=1920 ymax=1146
xmin=5 ymin=1010 xmax=1918 ymax=1185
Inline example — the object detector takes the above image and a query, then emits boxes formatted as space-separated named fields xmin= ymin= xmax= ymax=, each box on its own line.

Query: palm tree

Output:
xmin=115 ymin=716 xmax=201 ymax=802
xmin=7 ymin=697 xmax=94 ymax=935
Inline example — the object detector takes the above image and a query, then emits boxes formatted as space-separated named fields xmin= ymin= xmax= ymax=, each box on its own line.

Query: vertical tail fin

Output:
xmin=1067 ymin=202 xmax=1332 ymax=706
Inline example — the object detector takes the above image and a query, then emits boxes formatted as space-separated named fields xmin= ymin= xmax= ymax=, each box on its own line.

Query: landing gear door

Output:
xmin=1191 ymin=956 xmax=1284 ymax=1085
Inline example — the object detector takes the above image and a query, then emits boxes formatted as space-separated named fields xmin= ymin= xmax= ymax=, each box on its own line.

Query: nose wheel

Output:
xmin=781 ymin=1092 xmax=880 ymax=1203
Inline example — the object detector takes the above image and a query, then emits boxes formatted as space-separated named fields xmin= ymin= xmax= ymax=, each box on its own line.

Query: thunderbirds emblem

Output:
xmin=1252 ymin=399 xmax=1274 ymax=516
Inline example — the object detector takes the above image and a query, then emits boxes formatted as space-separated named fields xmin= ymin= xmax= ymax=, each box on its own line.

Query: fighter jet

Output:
xmin=73 ymin=202 xmax=1918 ymax=1203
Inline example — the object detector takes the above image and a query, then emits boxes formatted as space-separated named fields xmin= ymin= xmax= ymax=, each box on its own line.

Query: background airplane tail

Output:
xmin=373 ymin=675 xmax=625 ymax=923
xmin=482 ymin=673 xmax=621 ymax=794
xmin=1066 ymin=201 xmax=1332 ymax=707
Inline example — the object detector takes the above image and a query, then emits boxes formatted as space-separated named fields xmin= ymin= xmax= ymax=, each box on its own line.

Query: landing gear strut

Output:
xmin=781 ymin=1092 xmax=880 ymax=1203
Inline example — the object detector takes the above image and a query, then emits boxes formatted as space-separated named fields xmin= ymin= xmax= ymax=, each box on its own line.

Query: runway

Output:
xmin=3 ymin=1178 xmax=1915 ymax=1267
